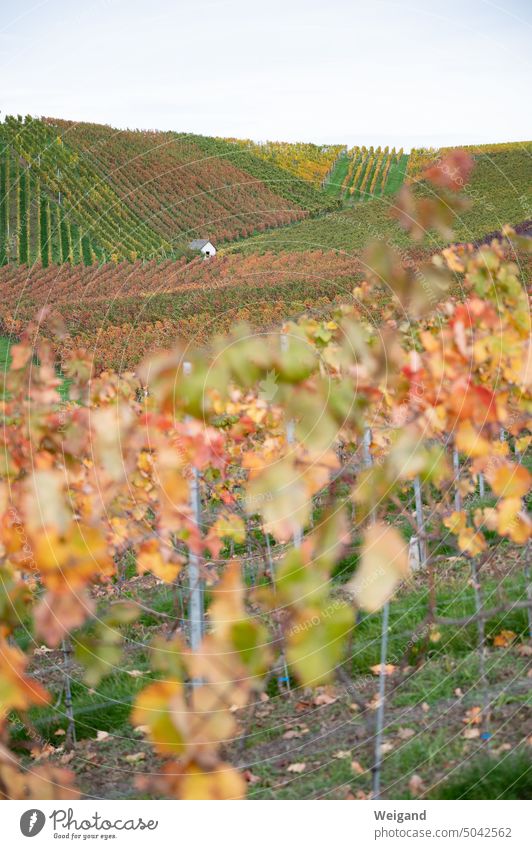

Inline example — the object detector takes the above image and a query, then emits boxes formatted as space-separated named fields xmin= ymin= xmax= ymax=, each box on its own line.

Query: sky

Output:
xmin=1 ymin=0 xmax=531 ymax=150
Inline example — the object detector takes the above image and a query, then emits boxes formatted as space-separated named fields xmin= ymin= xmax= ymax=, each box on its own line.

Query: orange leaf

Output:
xmin=487 ymin=463 xmax=531 ymax=498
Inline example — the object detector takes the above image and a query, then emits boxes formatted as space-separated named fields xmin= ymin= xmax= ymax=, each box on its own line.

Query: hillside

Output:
xmin=226 ymin=143 xmax=532 ymax=255
xmin=0 ymin=116 xmax=340 ymax=265
xmin=3 ymin=117 xmax=527 ymax=268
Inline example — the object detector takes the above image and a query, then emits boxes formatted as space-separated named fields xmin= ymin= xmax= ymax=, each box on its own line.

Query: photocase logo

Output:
xmin=258 ymin=370 xmax=278 ymax=402
xmin=20 ymin=809 xmax=46 ymax=837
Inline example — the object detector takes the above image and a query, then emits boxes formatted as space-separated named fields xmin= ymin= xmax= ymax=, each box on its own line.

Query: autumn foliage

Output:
xmin=0 ymin=154 xmax=530 ymax=800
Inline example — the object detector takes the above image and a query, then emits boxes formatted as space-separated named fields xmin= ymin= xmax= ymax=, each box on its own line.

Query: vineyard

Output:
xmin=0 ymin=116 xmax=341 ymax=266
xmin=224 ymin=139 xmax=346 ymax=185
xmin=0 ymin=152 xmax=531 ymax=804
xmin=0 ymin=133 xmax=103 ymax=267
xmin=230 ymin=143 xmax=532 ymax=256
xmin=407 ymin=140 xmax=532 ymax=181
xmin=324 ymin=146 xmax=409 ymax=202
xmin=0 ymin=250 xmax=370 ymax=369
xmin=46 ymin=120 xmax=337 ymax=243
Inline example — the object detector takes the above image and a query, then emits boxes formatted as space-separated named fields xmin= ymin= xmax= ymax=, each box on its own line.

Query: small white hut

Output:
xmin=188 ymin=239 xmax=217 ymax=258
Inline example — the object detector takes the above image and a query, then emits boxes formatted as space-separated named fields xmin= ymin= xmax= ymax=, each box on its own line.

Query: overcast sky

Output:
xmin=1 ymin=0 xmax=531 ymax=150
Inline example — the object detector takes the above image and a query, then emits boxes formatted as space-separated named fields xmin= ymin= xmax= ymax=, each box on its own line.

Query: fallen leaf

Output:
xmin=492 ymin=630 xmax=516 ymax=648
xmin=127 ymin=669 xmax=144 ymax=678
xmin=421 ymin=702 xmax=430 ymax=713
xmin=243 ymin=770 xmax=261 ymax=785
xmin=333 ymin=750 xmax=351 ymax=759
xmin=463 ymin=728 xmax=480 ymax=739
xmin=494 ymin=743 xmax=512 ymax=754
xmin=397 ymin=727 xmax=415 ymax=740
xmin=54 ymin=729 xmax=66 ymax=737
xmin=380 ymin=742 xmax=394 ymax=754
xmin=370 ymin=663 xmax=397 ymax=676
xmin=96 ymin=730 xmax=109 ymax=742
xmin=408 ymin=774 xmax=425 ymax=796
xmin=34 ymin=645 xmax=54 ymax=656
xmin=462 ymin=706 xmax=482 ymax=725
xmin=283 ymin=730 xmax=303 ymax=740
xmin=351 ymin=760 xmax=366 ymax=775
xmin=313 ymin=693 xmax=336 ymax=706
xmin=287 ymin=762 xmax=306 ymax=773
xmin=125 ymin=752 xmax=146 ymax=763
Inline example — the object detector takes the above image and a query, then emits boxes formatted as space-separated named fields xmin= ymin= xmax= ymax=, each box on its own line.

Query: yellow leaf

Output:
xmin=137 ymin=539 xmax=182 ymax=583
xmin=178 ymin=762 xmax=246 ymax=800
xmin=496 ymin=498 xmax=531 ymax=543
xmin=131 ymin=680 xmax=187 ymax=755
xmin=0 ymin=638 xmax=49 ymax=715
xmin=487 ymin=462 xmax=531 ymax=498
xmin=455 ymin=421 xmax=491 ymax=458
xmin=347 ymin=523 xmax=409 ymax=613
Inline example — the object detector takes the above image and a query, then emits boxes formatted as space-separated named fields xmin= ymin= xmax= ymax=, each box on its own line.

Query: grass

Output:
xmin=431 ymin=749 xmax=532 ymax=800
xmin=324 ymin=153 xmax=350 ymax=196
xmin=385 ymin=152 xmax=409 ymax=194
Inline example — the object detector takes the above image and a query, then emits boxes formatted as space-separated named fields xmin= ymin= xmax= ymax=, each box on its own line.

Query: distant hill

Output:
xmin=1 ymin=117 xmax=529 ymax=266
xmin=0 ymin=116 xmax=341 ymax=265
